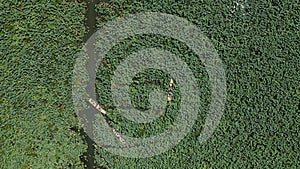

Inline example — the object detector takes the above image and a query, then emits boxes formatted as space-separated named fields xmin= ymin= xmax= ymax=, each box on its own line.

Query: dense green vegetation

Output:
xmin=1 ymin=0 xmax=299 ymax=168
xmin=0 ymin=1 xmax=87 ymax=168
xmin=93 ymin=1 xmax=299 ymax=168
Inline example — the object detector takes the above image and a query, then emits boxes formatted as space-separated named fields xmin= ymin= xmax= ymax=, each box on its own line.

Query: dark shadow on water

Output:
xmin=84 ymin=0 xmax=103 ymax=43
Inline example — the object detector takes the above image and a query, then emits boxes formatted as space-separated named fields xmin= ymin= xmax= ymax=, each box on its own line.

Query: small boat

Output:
xmin=88 ymin=98 xmax=126 ymax=145
xmin=112 ymin=128 xmax=126 ymax=145
xmin=88 ymin=98 xmax=106 ymax=114
xmin=167 ymin=79 xmax=174 ymax=102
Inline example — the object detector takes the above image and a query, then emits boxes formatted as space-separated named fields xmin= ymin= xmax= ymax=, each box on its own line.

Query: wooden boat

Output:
xmin=167 ymin=79 xmax=174 ymax=102
xmin=88 ymin=98 xmax=126 ymax=145
xmin=112 ymin=128 xmax=126 ymax=144
xmin=88 ymin=98 xmax=106 ymax=114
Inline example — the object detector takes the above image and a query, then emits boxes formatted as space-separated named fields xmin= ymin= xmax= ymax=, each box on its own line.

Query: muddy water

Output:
xmin=80 ymin=0 xmax=105 ymax=168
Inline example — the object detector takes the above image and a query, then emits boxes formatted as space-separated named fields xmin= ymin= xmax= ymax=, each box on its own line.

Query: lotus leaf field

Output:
xmin=1 ymin=0 xmax=299 ymax=168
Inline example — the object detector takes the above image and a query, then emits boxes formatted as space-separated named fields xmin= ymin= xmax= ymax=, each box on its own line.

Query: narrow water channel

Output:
xmin=83 ymin=0 xmax=101 ymax=42
xmin=80 ymin=0 xmax=104 ymax=168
